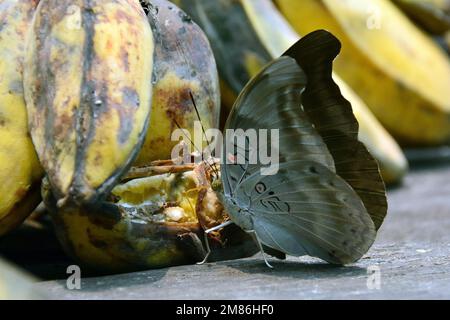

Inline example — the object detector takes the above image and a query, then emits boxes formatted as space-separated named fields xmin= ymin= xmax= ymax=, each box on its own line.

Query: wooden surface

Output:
xmin=30 ymin=161 xmax=450 ymax=300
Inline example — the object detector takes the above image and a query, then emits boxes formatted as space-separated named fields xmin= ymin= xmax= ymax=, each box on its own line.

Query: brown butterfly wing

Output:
xmin=284 ymin=30 xmax=388 ymax=230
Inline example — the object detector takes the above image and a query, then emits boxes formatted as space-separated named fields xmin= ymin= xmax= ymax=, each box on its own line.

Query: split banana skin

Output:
xmin=0 ymin=0 xmax=448 ymax=271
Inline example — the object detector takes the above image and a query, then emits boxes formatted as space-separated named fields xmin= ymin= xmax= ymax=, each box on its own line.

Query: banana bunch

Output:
xmin=276 ymin=0 xmax=450 ymax=146
xmin=0 ymin=0 xmax=43 ymax=237
xmin=174 ymin=0 xmax=408 ymax=185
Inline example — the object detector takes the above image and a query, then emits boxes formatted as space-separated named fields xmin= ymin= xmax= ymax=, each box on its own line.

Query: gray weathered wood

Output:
xmin=34 ymin=163 xmax=450 ymax=299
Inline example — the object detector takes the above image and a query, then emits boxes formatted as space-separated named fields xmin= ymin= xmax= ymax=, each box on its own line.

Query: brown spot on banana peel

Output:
xmin=24 ymin=0 xmax=154 ymax=205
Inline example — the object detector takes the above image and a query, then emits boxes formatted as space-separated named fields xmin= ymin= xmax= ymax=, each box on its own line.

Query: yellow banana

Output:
xmin=24 ymin=0 xmax=154 ymax=205
xmin=134 ymin=0 xmax=220 ymax=165
xmin=276 ymin=0 xmax=450 ymax=146
xmin=0 ymin=0 xmax=43 ymax=237
xmin=175 ymin=0 xmax=408 ymax=184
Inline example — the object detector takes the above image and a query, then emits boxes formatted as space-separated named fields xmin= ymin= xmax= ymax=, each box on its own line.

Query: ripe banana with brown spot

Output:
xmin=134 ymin=0 xmax=220 ymax=165
xmin=175 ymin=0 xmax=408 ymax=184
xmin=0 ymin=0 xmax=43 ymax=237
xmin=24 ymin=0 xmax=154 ymax=206
xmin=276 ymin=0 xmax=450 ymax=146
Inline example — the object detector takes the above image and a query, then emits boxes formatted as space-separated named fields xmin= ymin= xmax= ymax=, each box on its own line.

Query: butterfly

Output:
xmin=198 ymin=30 xmax=387 ymax=267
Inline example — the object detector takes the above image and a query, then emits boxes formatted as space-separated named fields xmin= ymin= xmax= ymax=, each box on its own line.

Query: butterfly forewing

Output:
xmin=284 ymin=30 xmax=388 ymax=230
xmin=222 ymin=56 xmax=335 ymax=197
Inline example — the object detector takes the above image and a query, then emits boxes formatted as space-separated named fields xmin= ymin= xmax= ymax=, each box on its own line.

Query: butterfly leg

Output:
xmin=197 ymin=220 xmax=234 ymax=265
xmin=248 ymin=230 xmax=274 ymax=269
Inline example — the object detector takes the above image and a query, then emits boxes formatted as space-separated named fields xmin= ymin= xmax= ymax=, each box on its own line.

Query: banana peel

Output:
xmin=175 ymin=0 xmax=408 ymax=184
xmin=0 ymin=0 xmax=43 ymax=237
xmin=24 ymin=0 xmax=154 ymax=205
xmin=276 ymin=0 xmax=450 ymax=146
xmin=135 ymin=0 xmax=220 ymax=165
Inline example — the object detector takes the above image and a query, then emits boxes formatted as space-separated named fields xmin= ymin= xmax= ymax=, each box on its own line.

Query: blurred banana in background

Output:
xmin=175 ymin=0 xmax=408 ymax=184
xmin=392 ymin=0 xmax=450 ymax=34
xmin=276 ymin=0 xmax=450 ymax=146
xmin=392 ymin=0 xmax=450 ymax=52
xmin=0 ymin=0 xmax=43 ymax=237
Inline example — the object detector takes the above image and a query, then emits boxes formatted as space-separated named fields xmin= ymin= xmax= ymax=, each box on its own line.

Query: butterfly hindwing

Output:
xmin=233 ymin=160 xmax=376 ymax=264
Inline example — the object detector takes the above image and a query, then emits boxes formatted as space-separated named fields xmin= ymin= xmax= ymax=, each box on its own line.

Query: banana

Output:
xmin=392 ymin=0 xmax=450 ymax=34
xmin=0 ymin=0 xmax=43 ymax=237
xmin=134 ymin=0 xmax=220 ymax=165
xmin=24 ymin=0 xmax=154 ymax=205
xmin=174 ymin=0 xmax=408 ymax=184
xmin=276 ymin=0 xmax=450 ymax=146
xmin=44 ymin=162 xmax=257 ymax=272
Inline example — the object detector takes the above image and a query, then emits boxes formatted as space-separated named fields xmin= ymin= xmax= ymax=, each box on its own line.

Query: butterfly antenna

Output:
xmin=174 ymin=38 xmax=220 ymax=180
xmin=188 ymin=91 xmax=220 ymax=179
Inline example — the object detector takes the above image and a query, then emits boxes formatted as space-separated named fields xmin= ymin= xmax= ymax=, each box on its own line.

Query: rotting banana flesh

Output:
xmin=44 ymin=162 xmax=258 ymax=272
xmin=24 ymin=0 xmax=154 ymax=206
xmin=0 ymin=0 xmax=43 ymax=237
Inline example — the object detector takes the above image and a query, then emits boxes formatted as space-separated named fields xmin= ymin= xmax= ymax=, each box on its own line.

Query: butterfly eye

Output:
xmin=255 ymin=183 xmax=267 ymax=194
